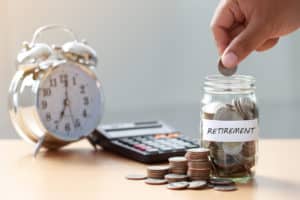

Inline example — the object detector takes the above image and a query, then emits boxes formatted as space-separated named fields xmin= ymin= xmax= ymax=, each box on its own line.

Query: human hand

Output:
xmin=211 ymin=0 xmax=300 ymax=68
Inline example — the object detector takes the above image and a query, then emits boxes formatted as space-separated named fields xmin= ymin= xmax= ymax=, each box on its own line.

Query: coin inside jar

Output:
xmin=218 ymin=58 xmax=237 ymax=76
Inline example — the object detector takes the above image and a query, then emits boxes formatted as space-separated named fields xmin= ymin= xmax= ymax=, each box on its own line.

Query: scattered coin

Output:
xmin=209 ymin=178 xmax=234 ymax=186
xmin=213 ymin=185 xmax=237 ymax=191
xmin=145 ymin=178 xmax=168 ymax=185
xmin=187 ymin=181 xmax=207 ymax=189
xmin=167 ymin=181 xmax=189 ymax=190
xmin=125 ymin=174 xmax=147 ymax=180
xmin=218 ymin=58 xmax=237 ymax=76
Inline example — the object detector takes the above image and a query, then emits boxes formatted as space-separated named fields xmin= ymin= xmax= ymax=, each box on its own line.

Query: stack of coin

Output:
xmin=164 ymin=174 xmax=188 ymax=183
xmin=168 ymin=156 xmax=188 ymax=174
xmin=147 ymin=165 xmax=170 ymax=179
xmin=185 ymin=148 xmax=211 ymax=181
xmin=202 ymin=97 xmax=258 ymax=178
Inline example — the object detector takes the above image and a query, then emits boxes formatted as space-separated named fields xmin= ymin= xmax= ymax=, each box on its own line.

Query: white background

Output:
xmin=1 ymin=0 xmax=300 ymax=139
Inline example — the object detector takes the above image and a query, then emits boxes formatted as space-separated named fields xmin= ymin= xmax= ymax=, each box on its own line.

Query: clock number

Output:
xmin=72 ymin=77 xmax=77 ymax=86
xmin=83 ymin=109 xmax=88 ymax=118
xmin=46 ymin=112 xmax=51 ymax=121
xmin=54 ymin=120 xmax=59 ymax=130
xmin=80 ymin=85 xmax=85 ymax=94
xmin=75 ymin=119 xmax=81 ymax=128
xmin=83 ymin=97 xmax=89 ymax=106
xmin=60 ymin=74 xmax=68 ymax=86
xmin=50 ymin=78 xmax=57 ymax=87
xmin=65 ymin=123 xmax=71 ymax=132
xmin=42 ymin=88 xmax=51 ymax=97
xmin=41 ymin=100 xmax=48 ymax=109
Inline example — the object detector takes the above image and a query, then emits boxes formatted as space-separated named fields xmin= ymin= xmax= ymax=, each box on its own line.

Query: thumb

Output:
xmin=221 ymin=21 xmax=268 ymax=68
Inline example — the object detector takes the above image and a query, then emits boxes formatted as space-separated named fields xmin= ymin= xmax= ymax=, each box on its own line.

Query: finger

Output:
xmin=256 ymin=38 xmax=279 ymax=52
xmin=210 ymin=1 xmax=235 ymax=55
xmin=222 ymin=20 xmax=269 ymax=68
xmin=229 ymin=24 xmax=246 ymax=40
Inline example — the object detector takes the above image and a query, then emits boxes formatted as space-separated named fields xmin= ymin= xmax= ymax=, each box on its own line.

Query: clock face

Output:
xmin=36 ymin=62 xmax=103 ymax=141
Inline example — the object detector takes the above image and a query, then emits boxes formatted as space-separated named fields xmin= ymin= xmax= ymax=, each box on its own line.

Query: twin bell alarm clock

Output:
xmin=8 ymin=25 xmax=104 ymax=156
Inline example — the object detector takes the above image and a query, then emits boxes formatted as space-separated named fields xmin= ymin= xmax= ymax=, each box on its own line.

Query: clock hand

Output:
xmin=57 ymin=80 xmax=69 ymax=127
xmin=67 ymin=104 xmax=76 ymax=128
xmin=64 ymin=79 xmax=76 ymax=128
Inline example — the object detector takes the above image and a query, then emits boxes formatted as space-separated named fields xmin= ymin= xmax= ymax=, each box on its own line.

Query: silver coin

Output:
xmin=187 ymin=181 xmax=207 ymax=189
xmin=147 ymin=165 xmax=170 ymax=171
xmin=213 ymin=185 xmax=237 ymax=191
xmin=202 ymin=102 xmax=225 ymax=115
xmin=186 ymin=148 xmax=210 ymax=154
xmin=167 ymin=181 xmax=189 ymax=190
xmin=218 ymin=58 xmax=237 ymax=76
xmin=213 ymin=107 xmax=243 ymax=121
xmin=165 ymin=174 xmax=188 ymax=180
xmin=232 ymin=98 xmax=247 ymax=119
xmin=222 ymin=142 xmax=243 ymax=155
xmin=125 ymin=174 xmax=147 ymax=180
xmin=168 ymin=156 xmax=187 ymax=163
xmin=209 ymin=178 xmax=234 ymax=185
xmin=145 ymin=178 xmax=168 ymax=185
xmin=239 ymin=97 xmax=254 ymax=119
xmin=240 ymin=97 xmax=255 ymax=110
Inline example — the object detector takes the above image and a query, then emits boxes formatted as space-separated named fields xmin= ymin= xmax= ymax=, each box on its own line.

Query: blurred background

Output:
xmin=1 ymin=0 xmax=300 ymax=139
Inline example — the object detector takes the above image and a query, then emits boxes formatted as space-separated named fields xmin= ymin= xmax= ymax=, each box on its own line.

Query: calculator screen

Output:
xmin=98 ymin=121 xmax=177 ymax=139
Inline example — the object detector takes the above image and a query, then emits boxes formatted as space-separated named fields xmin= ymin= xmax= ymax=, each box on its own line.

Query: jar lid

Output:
xmin=204 ymin=74 xmax=255 ymax=94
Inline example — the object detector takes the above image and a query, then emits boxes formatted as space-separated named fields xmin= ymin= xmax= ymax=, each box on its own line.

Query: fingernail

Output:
xmin=222 ymin=52 xmax=238 ymax=68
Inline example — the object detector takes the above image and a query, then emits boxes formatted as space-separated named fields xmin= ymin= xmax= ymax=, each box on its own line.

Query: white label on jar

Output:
xmin=202 ymin=119 xmax=259 ymax=142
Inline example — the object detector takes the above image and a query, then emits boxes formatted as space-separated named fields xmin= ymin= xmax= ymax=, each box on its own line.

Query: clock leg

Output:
xmin=33 ymin=135 xmax=46 ymax=157
xmin=86 ymin=135 xmax=98 ymax=151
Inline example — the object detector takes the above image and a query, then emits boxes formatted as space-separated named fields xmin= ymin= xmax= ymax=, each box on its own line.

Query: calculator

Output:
xmin=88 ymin=121 xmax=200 ymax=163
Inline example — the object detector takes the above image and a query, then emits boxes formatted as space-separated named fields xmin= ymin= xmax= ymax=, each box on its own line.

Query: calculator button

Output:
xmin=167 ymin=132 xmax=180 ymax=138
xmin=134 ymin=137 xmax=147 ymax=142
xmin=159 ymin=146 xmax=173 ymax=152
xmin=120 ymin=138 xmax=136 ymax=146
xmin=145 ymin=148 xmax=159 ymax=154
xmin=155 ymin=134 xmax=168 ymax=139
xmin=133 ymin=144 xmax=148 ymax=151
xmin=112 ymin=141 xmax=146 ymax=155
xmin=186 ymin=144 xmax=199 ymax=148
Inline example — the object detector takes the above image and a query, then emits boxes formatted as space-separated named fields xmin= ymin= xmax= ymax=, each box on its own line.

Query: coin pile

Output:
xmin=169 ymin=156 xmax=188 ymax=174
xmin=185 ymin=148 xmax=211 ymax=181
xmin=202 ymin=97 xmax=258 ymax=178
xmin=126 ymin=171 xmax=237 ymax=191
xmin=126 ymin=147 xmax=238 ymax=191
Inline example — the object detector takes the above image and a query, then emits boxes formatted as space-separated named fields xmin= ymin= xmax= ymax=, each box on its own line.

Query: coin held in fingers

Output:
xmin=218 ymin=58 xmax=237 ymax=76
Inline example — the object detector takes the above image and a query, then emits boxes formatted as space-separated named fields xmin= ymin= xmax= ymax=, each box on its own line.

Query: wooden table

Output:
xmin=1 ymin=139 xmax=299 ymax=200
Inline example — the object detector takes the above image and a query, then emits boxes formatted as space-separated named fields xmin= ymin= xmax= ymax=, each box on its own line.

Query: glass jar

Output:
xmin=200 ymin=75 xmax=259 ymax=183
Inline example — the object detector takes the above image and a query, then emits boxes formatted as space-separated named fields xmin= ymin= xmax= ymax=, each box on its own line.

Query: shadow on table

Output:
xmin=18 ymin=146 xmax=143 ymax=167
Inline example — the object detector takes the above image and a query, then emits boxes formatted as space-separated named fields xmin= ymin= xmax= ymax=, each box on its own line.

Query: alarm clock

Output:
xmin=8 ymin=25 xmax=104 ymax=156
